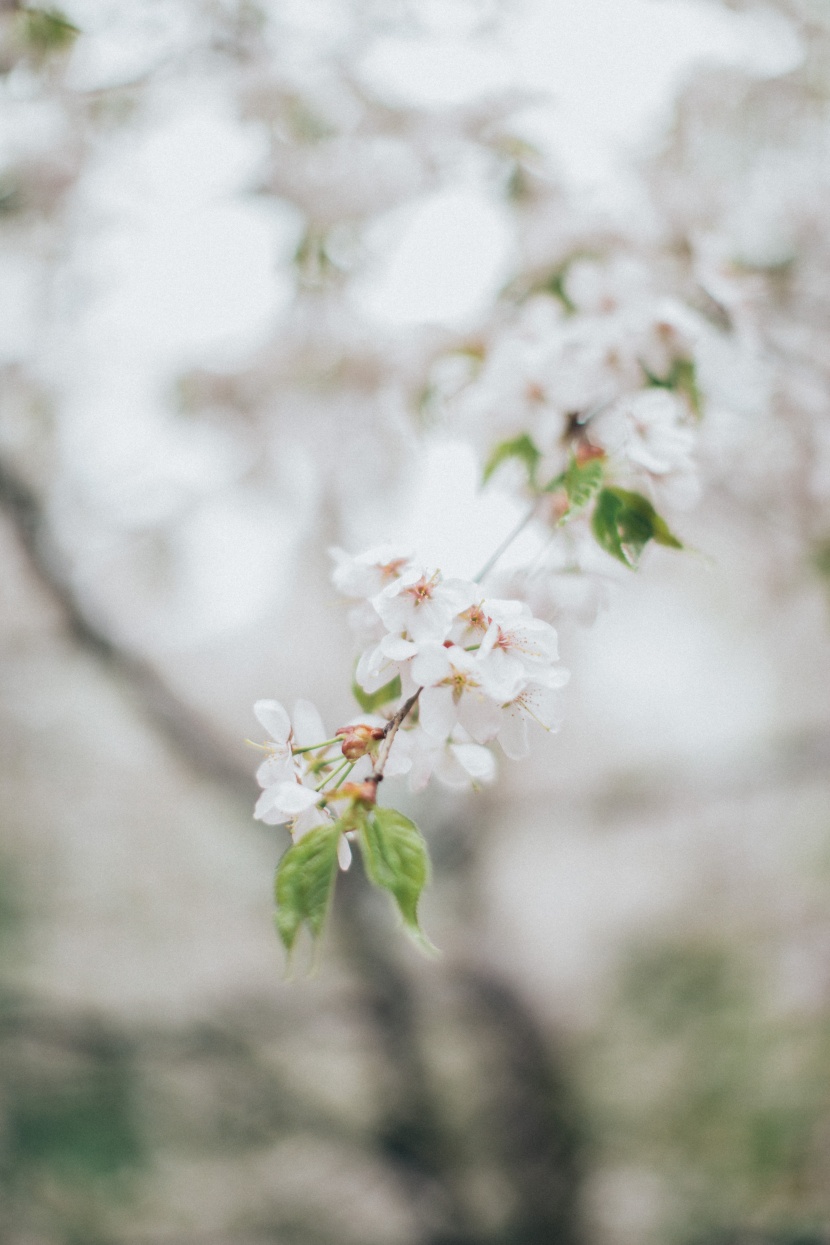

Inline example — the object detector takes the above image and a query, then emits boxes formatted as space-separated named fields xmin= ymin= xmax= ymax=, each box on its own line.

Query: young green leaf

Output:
xmin=19 ymin=8 xmax=79 ymax=56
xmin=359 ymin=808 xmax=436 ymax=952
xmin=542 ymin=265 xmax=577 ymax=314
xmin=592 ymin=486 xmax=683 ymax=568
xmin=643 ymin=356 xmax=701 ymax=416
xmin=483 ymin=433 xmax=542 ymax=488
xmin=274 ymin=822 xmax=341 ymax=953
xmin=352 ymin=674 xmax=401 ymax=713
xmin=563 ymin=455 xmax=604 ymax=509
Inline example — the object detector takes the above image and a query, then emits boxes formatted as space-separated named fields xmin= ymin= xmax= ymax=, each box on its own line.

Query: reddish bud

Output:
xmin=336 ymin=723 xmax=385 ymax=760
xmin=544 ymin=489 xmax=570 ymax=523
xmin=575 ymin=441 xmax=605 ymax=465
xmin=340 ymin=780 xmax=378 ymax=806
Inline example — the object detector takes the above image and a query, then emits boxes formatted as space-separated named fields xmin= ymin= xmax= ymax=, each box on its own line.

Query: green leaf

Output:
xmin=563 ymin=456 xmax=604 ymax=509
xmin=483 ymin=433 xmax=542 ymax=487
xmin=352 ymin=674 xmax=401 ymax=713
xmin=274 ymin=822 xmax=341 ymax=953
xmin=359 ymin=808 xmax=436 ymax=953
xmin=542 ymin=265 xmax=577 ymax=314
xmin=19 ymin=8 xmax=79 ymax=55
xmin=591 ymin=487 xmax=683 ymax=568
xmin=643 ymin=357 xmax=701 ymax=416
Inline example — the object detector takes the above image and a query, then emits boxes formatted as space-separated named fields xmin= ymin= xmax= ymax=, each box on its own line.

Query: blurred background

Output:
xmin=2 ymin=0 xmax=830 ymax=1242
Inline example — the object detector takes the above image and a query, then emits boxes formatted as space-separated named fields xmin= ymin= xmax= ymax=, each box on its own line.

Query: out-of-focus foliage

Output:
xmin=585 ymin=936 xmax=830 ymax=1242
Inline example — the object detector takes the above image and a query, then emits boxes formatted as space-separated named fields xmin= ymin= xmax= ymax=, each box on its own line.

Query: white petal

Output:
xmin=530 ymin=684 xmax=566 ymax=731
xmin=256 ymin=755 xmax=294 ymax=788
xmin=419 ymin=685 xmax=457 ymax=740
xmin=407 ymin=730 xmax=438 ymax=792
xmin=257 ymin=805 xmax=285 ymax=826
xmin=477 ymin=620 xmax=500 ymax=661
xmin=407 ymin=598 xmax=454 ymax=646
xmin=458 ymin=693 xmax=501 ymax=744
xmin=337 ymin=835 xmax=352 ymax=871
xmin=293 ymin=806 xmax=331 ymax=840
xmin=439 ymin=578 xmax=478 ymax=614
xmin=385 ymin=730 xmax=413 ymax=777
xmin=483 ymin=598 xmax=530 ymax=623
xmin=276 ymin=782 xmax=322 ymax=815
xmin=380 ymin=633 xmax=418 ymax=662
xmin=411 ymin=644 xmax=451 ymax=687
xmin=253 ymin=699 xmax=291 ymax=743
xmin=254 ymin=786 xmax=284 ymax=822
xmin=452 ymin=742 xmax=496 ymax=784
xmin=292 ymin=699 xmax=327 ymax=749
xmin=498 ymin=709 xmax=530 ymax=760
xmin=433 ymin=747 xmax=471 ymax=789
xmin=355 ymin=645 xmax=394 ymax=693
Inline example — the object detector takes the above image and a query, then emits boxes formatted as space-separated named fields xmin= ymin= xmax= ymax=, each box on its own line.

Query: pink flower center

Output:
xmin=406 ymin=576 xmax=434 ymax=604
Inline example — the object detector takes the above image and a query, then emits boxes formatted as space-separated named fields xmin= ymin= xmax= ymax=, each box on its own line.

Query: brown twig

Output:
xmin=367 ymin=688 xmax=421 ymax=788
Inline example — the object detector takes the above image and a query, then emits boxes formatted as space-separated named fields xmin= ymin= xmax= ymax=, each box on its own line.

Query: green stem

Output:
xmin=323 ymin=761 xmax=355 ymax=795
xmin=292 ymin=737 xmax=341 ymax=756
xmin=317 ymin=757 xmax=351 ymax=792
xmin=473 ymin=500 xmax=539 ymax=584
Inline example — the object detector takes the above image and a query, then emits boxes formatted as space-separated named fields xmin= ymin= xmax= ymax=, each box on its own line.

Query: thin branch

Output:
xmin=0 ymin=456 xmax=251 ymax=796
xmin=368 ymin=688 xmax=420 ymax=787
xmin=473 ymin=500 xmax=539 ymax=584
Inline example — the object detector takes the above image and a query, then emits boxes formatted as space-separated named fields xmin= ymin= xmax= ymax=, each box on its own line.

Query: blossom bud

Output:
xmin=574 ymin=441 xmax=606 ymax=465
xmin=543 ymin=490 xmax=570 ymax=524
xmin=340 ymin=780 xmax=378 ymax=806
xmin=336 ymin=723 xmax=385 ymax=760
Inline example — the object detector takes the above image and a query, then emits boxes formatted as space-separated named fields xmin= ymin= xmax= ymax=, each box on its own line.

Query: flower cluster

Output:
xmin=332 ymin=544 xmax=570 ymax=789
xmin=450 ymin=255 xmax=703 ymax=508
xmin=423 ymin=254 xmax=707 ymax=623
xmin=249 ymin=545 xmax=570 ymax=953
xmin=252 ymin=696 xmax=409 ymax=870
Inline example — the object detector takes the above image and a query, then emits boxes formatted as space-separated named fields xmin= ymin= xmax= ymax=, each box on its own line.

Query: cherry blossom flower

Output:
xmin=493 ymin=667 xmax=570 ymax=760
xmin=410 ymin=643 xmax=504 ymax=744
xmin=354 ymin=631 xmax=419 ymax=694
xmin=407 ymin=726 xmax=497 ymax=793
xmin=477 ymin=600 xmax=561 ymax=691
xmin=372 ymin=566 xmax=477 ymax=646
xmin=330 ymin=544 xmax=411 ymax=599
xmin=588 ymin=388 xmax=695 ymax=477
xmin=252 ymin=698 xmax=295 ymax=788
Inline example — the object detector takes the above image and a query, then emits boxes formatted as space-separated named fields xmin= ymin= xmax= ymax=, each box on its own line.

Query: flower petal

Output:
xmin=256 ymin=755 xmax=294 ymax=788
xmin=419 ymin=685 xmax=457 ymax=740
xmin=292 ymin=699 xmax=327 ymax=749
xmin=337 ymin=835 xmax=352 ymax=871
xmin=253 ymin=699 xmax=291 ymax=743
xmin=276 ymin=782 xmax=323 ymax=815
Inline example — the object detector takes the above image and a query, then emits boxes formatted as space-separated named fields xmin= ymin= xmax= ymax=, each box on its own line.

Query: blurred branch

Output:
xmin=458 ymin=970 xmax=586 ymax=1245
xmin=0 ymin=455 xmax=251 ymax=796
xmin=336 ymin=866 xmax=479 ymax=1245
xmin=336 ymin=869 xmax=587 ymax=1245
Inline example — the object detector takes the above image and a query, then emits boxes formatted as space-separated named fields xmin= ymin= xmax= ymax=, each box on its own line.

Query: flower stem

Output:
xmin=328 ymin=761 xmax=355 ymax=792
xmin=473 ymin=500 xmax=538 ymax=584
xmin=316 ymin=757 xmax=350 ymax=791
xmin=292 ymin=737 xmax=341 ymax=756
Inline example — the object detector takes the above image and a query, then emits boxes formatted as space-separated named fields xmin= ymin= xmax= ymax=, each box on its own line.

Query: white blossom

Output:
xmin=477 ymin=600 xmax=561 ymax=692
xmin=494 ymin=668 xmax=570 ymax=761
xmin=588 ymin=388 xmax=696 ymax=477
xmin=411 ymin=643 xmax=504 ymax=744
xmin=407 ymin=726 xmax=497 ymax=793
xmin=330 ymin=545 xmax=411 ymax=599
